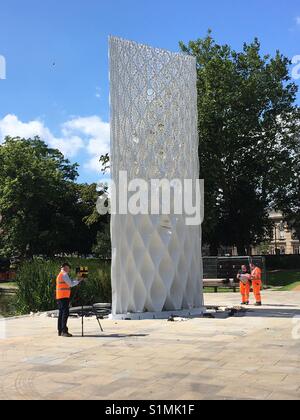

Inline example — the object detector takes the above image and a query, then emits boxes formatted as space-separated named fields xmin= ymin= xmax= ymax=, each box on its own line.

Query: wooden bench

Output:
xmin=203 ymin=279 xmax=239 ymax=293
xmin=0 ymin=271 xmax=16 ymax=282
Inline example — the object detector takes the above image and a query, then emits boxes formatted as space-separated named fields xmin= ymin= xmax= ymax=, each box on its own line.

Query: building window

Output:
xmin=293 ymin=246 xmax=300 ymax=255
xmin=280 ymin=246 xmax=286 ymax=255
xmin=279 ymin=223 xmax=285 ymax=240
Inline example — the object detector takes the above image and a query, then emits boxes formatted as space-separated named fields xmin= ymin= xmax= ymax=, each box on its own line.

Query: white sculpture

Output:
xmin=109 ymin=37 xmax=203 ymax=319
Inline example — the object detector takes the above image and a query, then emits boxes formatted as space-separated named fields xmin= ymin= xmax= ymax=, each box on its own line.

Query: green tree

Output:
xmin=0 ymin=137 xmax=112 ymax=259
xmin=284 ymin=154 xmax=300 ymax=241
xmin=180 ymin=32 xmax=300 ymax=254
xmin=74 ymin=183 xmax=111 ymax=257
xmin=93 ymin=223 xmax=111 ymax=259
xmin=0 ymin=136 xmax=79 ymax=257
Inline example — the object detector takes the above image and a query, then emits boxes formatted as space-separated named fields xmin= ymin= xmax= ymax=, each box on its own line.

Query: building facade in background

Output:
xmin=203 ymin=211 xmax=300 ymax=257
xmin=263 ymin=211 xmax=300 ymax=256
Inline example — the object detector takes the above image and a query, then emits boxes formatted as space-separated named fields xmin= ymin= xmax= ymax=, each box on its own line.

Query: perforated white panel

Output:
xmin=109 ymin=37 xmax=203 ymax=316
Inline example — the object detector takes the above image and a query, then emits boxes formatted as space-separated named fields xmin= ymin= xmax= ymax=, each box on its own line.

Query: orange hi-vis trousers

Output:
xmin=240 ymin=282 xmax=250 ymax=303
xmin=252 ymin=280 xmax=262 ymax=304
xmin=251 ymin=267 xmax=262 ymax=303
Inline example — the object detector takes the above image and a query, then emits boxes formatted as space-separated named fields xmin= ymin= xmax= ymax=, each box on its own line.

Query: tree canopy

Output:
xmin=0 ymin=136 xmax=107 ymax=258
xmin=180 ymin=32 xmax=300 ymax=254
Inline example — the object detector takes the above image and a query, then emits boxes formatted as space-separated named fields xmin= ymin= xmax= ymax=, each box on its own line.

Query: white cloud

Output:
xmin=0 ymin=114 xmax=50 ymax=142
xmin=0 ymin=114 xmax=110 ymax=172
xmin=88 ymin=155 xmax=106 ymax=172
xmin=50 ymin=135 xmax=85 ymax=158
xmin=62 ymin=116 xmax=110 ymax=172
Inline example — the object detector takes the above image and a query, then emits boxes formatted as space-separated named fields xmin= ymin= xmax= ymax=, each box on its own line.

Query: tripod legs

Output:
xmin=97 ymin=317 xmax=104 ymax=333
xmin=81 ymin=306 xmax=104 ymax=336
xmin=82 ymin=305 xmax=84 ymax=337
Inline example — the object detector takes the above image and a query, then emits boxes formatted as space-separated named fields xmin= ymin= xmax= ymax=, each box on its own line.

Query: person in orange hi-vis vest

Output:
xmin=56 ymin=263 xmax=82 ymax=337
xmin=250 ymin=262 xmax=263 ymax=306
xmin=237 ymin=265 xmax=251 ymax=305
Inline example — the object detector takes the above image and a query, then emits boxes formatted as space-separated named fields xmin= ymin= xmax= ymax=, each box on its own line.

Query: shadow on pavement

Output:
xmin=244 ymin=307 xmax=300 ymax=319
xmin=258 ymin=304 xmax=300 ymax=308
xmin=72 ymin=334 xmax=149 ymax=339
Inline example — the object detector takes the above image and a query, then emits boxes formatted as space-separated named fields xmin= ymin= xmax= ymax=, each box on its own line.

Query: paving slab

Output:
xmin=0 ymin=291 xmax=300 ymax=400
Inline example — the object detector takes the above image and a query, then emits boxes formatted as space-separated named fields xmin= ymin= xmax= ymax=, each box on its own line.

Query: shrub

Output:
xmin=15 ymin=259 xmax=112 ymax=314
xmin=15 ymin=260 xmax=57 ymax=314
xmin=71 ymin=262 xmax=112 ymax=307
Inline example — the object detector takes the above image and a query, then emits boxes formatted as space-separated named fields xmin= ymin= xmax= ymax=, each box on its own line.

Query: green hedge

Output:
xmin=265 ymin=255 xmax=300 ymax=271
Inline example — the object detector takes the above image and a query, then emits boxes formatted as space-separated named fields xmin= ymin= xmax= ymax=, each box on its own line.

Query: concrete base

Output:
xmin=110 ymin=307 xmax=206 ymax=320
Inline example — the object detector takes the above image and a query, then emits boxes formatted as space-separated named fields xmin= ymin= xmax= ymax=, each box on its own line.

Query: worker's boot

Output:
xmin=255 ymin=302 xmax=262 ymax=306
xmin=61 ymin=332 xmax=73 ymax=337
xmin=58 ymin=331 xmax=62 ymax=337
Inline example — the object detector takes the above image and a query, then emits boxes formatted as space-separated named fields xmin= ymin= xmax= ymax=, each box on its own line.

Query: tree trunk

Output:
xmin=237 ymin=243 xmax=247 ymax=256
xmin=209 ymin=243 xmax=219 ymax=256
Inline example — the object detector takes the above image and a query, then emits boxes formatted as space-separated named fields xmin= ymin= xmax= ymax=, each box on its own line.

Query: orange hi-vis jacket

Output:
xmin=251 ymin=267 xmax=262 ymax=282
xmin=56 ymin=271 xmax=71 ymax=300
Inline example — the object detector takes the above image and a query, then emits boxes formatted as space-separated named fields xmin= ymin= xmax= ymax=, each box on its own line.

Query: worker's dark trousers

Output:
xmin=57 ymin=298 xmax=70 ymax=334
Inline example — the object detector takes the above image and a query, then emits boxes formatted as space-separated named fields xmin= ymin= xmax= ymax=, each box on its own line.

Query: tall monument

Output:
xmin=109 ymin=37 xmax=203 ymax=319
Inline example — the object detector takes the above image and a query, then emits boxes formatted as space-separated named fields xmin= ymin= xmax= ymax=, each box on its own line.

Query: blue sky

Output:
xmin=1 ymin=0 xmax=300 ymax=183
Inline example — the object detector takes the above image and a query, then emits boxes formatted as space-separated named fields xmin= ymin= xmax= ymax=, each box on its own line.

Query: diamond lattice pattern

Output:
xmin=110 ymin=37 xmax=203 ymax=315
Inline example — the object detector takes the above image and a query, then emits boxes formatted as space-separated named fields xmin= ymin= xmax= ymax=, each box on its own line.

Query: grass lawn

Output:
xmin=267 ymin=270 xmax=300 ymax=291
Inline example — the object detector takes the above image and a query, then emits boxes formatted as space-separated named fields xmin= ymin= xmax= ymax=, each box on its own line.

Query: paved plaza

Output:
xmin=0 ymin=291 xmax=300 ymax=400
